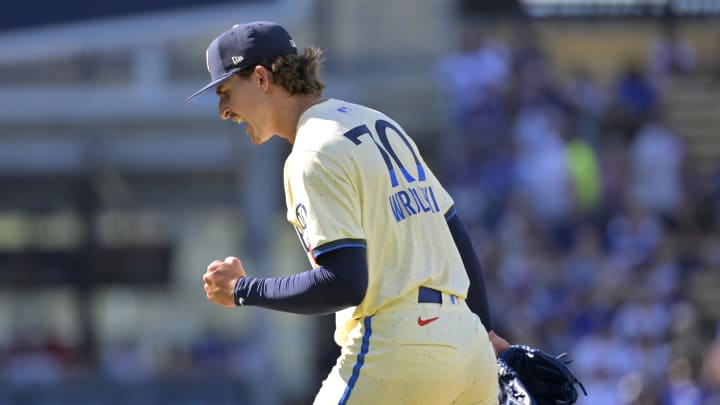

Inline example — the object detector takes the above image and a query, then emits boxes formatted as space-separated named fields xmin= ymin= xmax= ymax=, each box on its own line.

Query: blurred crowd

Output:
xmin=434 ymin=23 xmax=720 ymax=405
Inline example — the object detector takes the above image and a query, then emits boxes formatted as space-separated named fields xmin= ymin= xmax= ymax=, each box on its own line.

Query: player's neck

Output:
xmin=275 ymin=94 xmax=325 ymax=144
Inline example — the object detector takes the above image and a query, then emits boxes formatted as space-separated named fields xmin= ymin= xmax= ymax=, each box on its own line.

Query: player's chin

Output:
xmin=248 ymin=131 xmax=273 ymax=145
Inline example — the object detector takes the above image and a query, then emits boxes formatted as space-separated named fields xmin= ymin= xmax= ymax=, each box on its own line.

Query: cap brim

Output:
xmin=185 ymin=70 xmax=239 ymax=104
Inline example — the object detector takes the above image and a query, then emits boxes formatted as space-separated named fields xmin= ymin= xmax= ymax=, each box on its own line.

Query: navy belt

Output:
xmin=418 ymin=286 xmax=442 ymax=304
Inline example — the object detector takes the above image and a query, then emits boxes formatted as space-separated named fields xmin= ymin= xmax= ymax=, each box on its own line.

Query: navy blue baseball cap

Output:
xmin=186 ymin=21 xmax=298 ymax=103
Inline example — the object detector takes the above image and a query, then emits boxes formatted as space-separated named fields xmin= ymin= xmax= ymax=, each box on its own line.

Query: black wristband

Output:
xmin=234 ymin=277 xmax=246 ymax=306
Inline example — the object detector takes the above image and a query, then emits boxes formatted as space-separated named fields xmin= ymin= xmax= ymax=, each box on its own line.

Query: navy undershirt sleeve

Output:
xmin=446 ymin=209 xmax=494 ymax=331
xmin=233 ymin=247 xmax=368 ymax=315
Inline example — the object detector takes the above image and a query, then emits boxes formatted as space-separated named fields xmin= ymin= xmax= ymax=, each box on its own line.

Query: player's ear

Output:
xmin=254 ymin=65 xmax=271 ymax=90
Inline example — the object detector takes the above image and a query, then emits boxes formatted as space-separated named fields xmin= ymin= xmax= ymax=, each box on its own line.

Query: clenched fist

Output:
xmin=203 ymin=256 xmax=246 ymax=307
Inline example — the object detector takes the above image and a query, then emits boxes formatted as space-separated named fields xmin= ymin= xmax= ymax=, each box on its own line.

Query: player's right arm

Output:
xmin=222 ymin=144 xmax=369 ymax=315
xmin=231 ymin=246 xmax=367 ymax=314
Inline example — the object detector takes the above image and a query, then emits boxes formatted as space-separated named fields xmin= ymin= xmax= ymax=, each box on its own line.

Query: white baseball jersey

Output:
xmin=284 ymin=98 xmax=498 ymax=405
xmin=284 ymin=98 xmax=470 ymax=346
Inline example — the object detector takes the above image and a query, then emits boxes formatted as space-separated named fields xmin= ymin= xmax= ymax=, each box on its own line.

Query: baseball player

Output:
xmin=194 ymin=21 xmax=510 ymax=404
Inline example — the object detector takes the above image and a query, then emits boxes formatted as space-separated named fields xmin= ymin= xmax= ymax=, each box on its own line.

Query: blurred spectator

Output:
xmin=634 ymin=336 xmax=672 ymax=383
xmin=648 ymin=23 xmax=696 ymax=84
xmin=572 ymin=322 xmax=631 ymax=404
xmin=646 ymin=252 xmax=681 ymax=303
xmin=598 ymin=135 xmax=631 ymax=214
xmin=606 ymin=200 xmax=663 ymax=269
xmin=700 ymin=328 xmax=720 ymax=403
xmin=473 ymin=139 xmax=517 ymax=230
xmin=495 ymin=193 xmax=537 ymax=256
xmin=512 ymin=107 xmax=574 ymax=225
xmin=667 ymin=301 xmax=704 ymax=366
xmin=629 ymin=115 xmax=685 ymax=221
xmin=565 ymin=130 xmax=602 ymax=215
xmin=565 ymin=68 xmax=607 ymax=144
xmin=612 ymin=289 xmax=670 ymax=342
xmin=608 ymin=63 xmax=659 ymax=137
xmin=663 ymin=357 xmax=703 ymax=405
xmin=512 ymin=50 xmax=564 ymax=114
xmin=562 ymin=223 xmax=604 ymax=295
xmin=434 ymin=27 xmax=511 ymax=146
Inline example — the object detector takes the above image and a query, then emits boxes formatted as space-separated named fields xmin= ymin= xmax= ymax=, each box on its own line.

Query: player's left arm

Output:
xmin=445 ymin=206 xmax=510 ymax=355
xmin=445 ymin=206 xmax=492 ymax=329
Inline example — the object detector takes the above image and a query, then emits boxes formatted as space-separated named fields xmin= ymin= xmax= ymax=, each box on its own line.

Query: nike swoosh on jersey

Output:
xmin=417 ymin=316 xmax=439 ymax=326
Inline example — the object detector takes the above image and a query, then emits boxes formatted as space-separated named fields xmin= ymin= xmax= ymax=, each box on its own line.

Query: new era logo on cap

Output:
xmin=187 ymin=21 xmax=298 ymax=103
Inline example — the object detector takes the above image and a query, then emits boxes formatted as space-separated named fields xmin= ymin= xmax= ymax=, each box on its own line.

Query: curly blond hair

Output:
xmin=237 ymin=47 xmax=325 ymax=96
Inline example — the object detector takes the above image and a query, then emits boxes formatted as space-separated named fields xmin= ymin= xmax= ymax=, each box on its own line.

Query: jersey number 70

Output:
xmin=343 ymin=119 xmax=426 ymax=188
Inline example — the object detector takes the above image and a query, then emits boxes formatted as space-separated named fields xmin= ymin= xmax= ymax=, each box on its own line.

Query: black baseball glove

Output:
xmin=497 ymin=345 xmax=587 ymax=405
